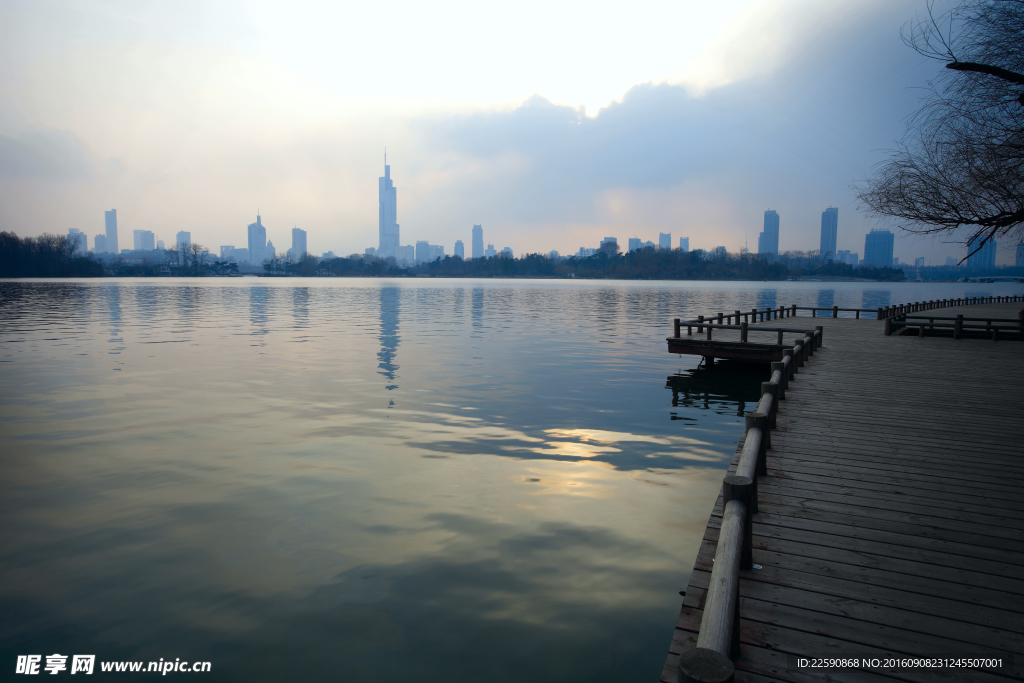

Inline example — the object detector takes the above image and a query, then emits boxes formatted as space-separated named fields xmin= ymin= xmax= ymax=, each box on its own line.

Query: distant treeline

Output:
xmin=310 ymin=247 xmax=907 ymax=281
xmin=0 ymin=232 xmax=103 ymax=278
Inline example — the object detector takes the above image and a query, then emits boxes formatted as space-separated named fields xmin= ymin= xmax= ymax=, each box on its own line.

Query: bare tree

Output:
xmin=858 ymin=0 xmax=1024 ymax=259
xmin=188 ymin=242 xmax=210 ymax=276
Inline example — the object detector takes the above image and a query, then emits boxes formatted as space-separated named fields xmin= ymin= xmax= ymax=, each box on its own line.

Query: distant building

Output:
xmin=247 ymin=214 xmax=267 ymax=264
xmin=914 ymin=257 xmax=925 ymax=268
xmin=715 ymin=246 xmax=727 ymax=258
xmin=628 ymin=237 xmax=642 ymax=252
xmin=863 ymin=229 xmax=894 ymax=267
xmin=500 ymin=247 xmax=513 ymax=258
xmin=396 ymin=245 xmax=415 ymax=265
xmin=68 ymin=229 xmax=86 ymax=255
xmin=220 ymin=246 xmax=249 ymax=263
xmin=176 ymin=231 xmax=191 ymax=249
xmin=679 ymin=237 xmax=689 ymax=252
xmin=485 ymin=243 xmax=496 ymax=257
xmin=291 ymin=227 xmax=307 ymax=259
xmin=893 ymin=257 xmax=900 ymax=267
xmin=659 ymin=232 xmax=671 ymax=250
xmin=365 ymin=247 xmax=377 ymax=257
xmin=133 ymin=230 xmax=155 ymax=251
xmin=642 ymin=240 xmax=655 ymax=250
xmin=379 ymin=159 xmax=399 ymax=258
xmin=322 ymin=251 xmax=335 ymax=260
xmin=549 ymin=250 xmax=559 ymax=259
xmin=820 ymin=207 xmax=838 ymax=260
xmin=758 ymin=210 xmax=779 ymax=256
xmin=946 ymin=256 xmax=957 ymax=267
xmin=454 ymin=240 xmax=464 ymax=259
xmin=835 ymin=250 xmax=859 ymax=266
xmin=471 ymin=225 xmax=483 ymax=259
xmin=1017 ymin=243 xmax=1024 ymax=267
xmin=94 ymin=234 xmax=107 ymax=253
xmin=103 ymin=209 xmax=118 ymax=254
xmin=415 ymin=240 xmax=430 ymax=264
xmin=266 ymin=241 xmax=276 ymax=259
xmin=429 ymin=244 xmax=445 ymax=261
xmin=577 ymin=247 xmax=597 ymax=258
xmin=966 ymin=235 xmax=996 ymax=269
xmin=600 ymin=237 xmax=617 ymax=248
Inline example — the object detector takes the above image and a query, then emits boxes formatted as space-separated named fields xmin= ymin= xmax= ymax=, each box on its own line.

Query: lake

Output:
xmin=1 ymin=278 xmax=1019 ymax=681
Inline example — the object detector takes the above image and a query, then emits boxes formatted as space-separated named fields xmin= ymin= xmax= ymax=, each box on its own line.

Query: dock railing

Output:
xmin=671 ymin=296 xmax=1023 ymax=343
xmin=885 ymin=313 xmax=1024 ymax=340
xmin=677 ymin=328 xmax=821 ymax=683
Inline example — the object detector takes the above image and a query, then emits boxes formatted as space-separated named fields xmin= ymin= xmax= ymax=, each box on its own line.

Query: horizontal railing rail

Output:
xmin=885 ymin=312 xmax=1024 ymax=340
xmin=677 ymin=331 xmax=818 ymax=683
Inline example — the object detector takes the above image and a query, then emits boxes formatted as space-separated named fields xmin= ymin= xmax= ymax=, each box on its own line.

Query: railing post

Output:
xmin=697 ymin=315 xmax=704 ymax=334
xmin=791 ymin=304 xmax=796 ymax=317
xmin=751 ymin=308 xmax=757 ymax=323
xmin=783 ymin=348 xmax=795 ymax=378
xmin=771 ymin=361 xmax=786 ymax=396
xmin=718 ymin=312 xmax=724 ymax=325
xmin=707 ymin=323 xmax=713 ymax=341
xmin=776 ymin=329 xmax=783 ymax=345
xmin=812 ymin=308 xmax=816 ymax=317
xmin=740 ymin=322 xmax=748 ymax=342
xmin=761 ymin=381 xmax=778 ymax=429
xmin=815 ymin=325 xmax=823 ymax=348
xmin=674 ymin=318 xmax=681 ymax=338
xmin=832 ymin=305 xmax=838 ymax=318
xmin=884 ymin=317 xmax=892 ymax=336
xmin=734 ymin=310 xmax=741 ymax=326
xmin=722 ymin=476 xmax=753 ymax=573
xmin=954 ymin=314 xmax=963 ymax=339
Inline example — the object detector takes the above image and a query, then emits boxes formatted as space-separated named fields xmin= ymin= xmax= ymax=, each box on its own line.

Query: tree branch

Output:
xmin=946 ymin=61 xmax=1024 ymax=86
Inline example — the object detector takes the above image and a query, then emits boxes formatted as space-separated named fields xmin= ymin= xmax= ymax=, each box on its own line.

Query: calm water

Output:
xmin=1 ymin=278 xmax=1019 ymax=682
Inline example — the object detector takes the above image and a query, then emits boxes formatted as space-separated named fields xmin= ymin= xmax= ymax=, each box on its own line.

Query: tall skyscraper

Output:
xmin=659 ymin=232 xmax=671 ymax=250
xmin=104 ymin=209 xmax=118 ymax=254
xmin=485 ymin=244 xmax=496 ymax=257
xmin=133 ymin=230 xmax=155 ymax=251
xmin=379 ymin=159 xmax=399 ymax=258
xmin=471 ymin=225 xmax=483 ymax=259
xmin=415 ymin=240 xmax=430 ymax=264
xmin=247 ymin=214 xmax=267 ymax=264
xmin=966 ymin=234 xmax=996 ymax=269
xmin=291 ymin=227 xmax=307 ymax=258
xmin=176 ymin=231 xmax=191 ymax=249
xmin=68 ymin=229 xmax=86 ymax=255
xmin=758 ymin=210 xmax=779 ymax=255
xmin=454 ymin=240 xmax=464 ymax=259
xmin=820 ymin=207 xmax=838 ymax=259
xmin=679 ymin=237 xmax=689 ymax=252
xmin=863 ymin=229 xmax=894 ymax=267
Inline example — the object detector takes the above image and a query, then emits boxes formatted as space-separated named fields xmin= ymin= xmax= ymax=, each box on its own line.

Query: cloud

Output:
xmin=0 ymin=129 xmax=94 ymax=180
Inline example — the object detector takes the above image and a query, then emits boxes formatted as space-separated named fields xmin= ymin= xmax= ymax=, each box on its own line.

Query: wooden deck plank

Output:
xmin=661 ymin=304 xmax=1024 ymax=683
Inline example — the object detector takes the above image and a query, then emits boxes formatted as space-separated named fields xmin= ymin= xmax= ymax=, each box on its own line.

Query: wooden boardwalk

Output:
xmin=662 ymin=302 xmax=1024 ymax=683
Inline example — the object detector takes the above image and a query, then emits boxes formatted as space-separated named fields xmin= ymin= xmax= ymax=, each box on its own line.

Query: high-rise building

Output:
xmin=628 ymin=238 xmax=642 ymax=252
xmin=914 ymin=257 xmax=925 ymax=268
xmin=379 ymin=159 xmax=399 ymax=258
xmin=758 ymin=210 xmax=779 ymax=255
xmin=659 ymin=232 xmax=671 ymax=250
xmin=715 ymin=246 xmax=727 ymax=257
xmin=68 ymin=229 xmax=86 ymax=255
xmin=266 ymin=241 xmax=276 ymax=259
xmin=429 ymin=245 xmax=445 ymax=261
xmin=500 ymin=247 xmax=513 ymax=258
xmin=291 ymin=227 xmax=307 ymax=258
xmin=247 ymin=214 xmax=267 ymax=264
xmin=820 ymin=207 xmax=838 ymax=259
xmin=454 ymin=240 xmax=464 ymax=259
xmin=966 ymin=234 xmax=996 ymax=269
xmin=133 ymin=230 xmax=155 ymax=251
xmin=156 ymin=240 xmax=164 ymax=250
xmin=94 ymin=234 xmax=107 ymax=253
xmin=104 ymin=209 xmax=119 ymax=254
xmin=415 ymin=240 xmax=430 ymax=264
xmin=471 ymin=225 xmax=483 ymax=259
xmin=863 ymin=229 xmax=894 ymax=267
xmin=679 ymin=237 xmax=689 ymax=252
xmin=1016 ymin=243 xmax=1024 ymax=267
xmin=599 ymin=237 xmax=618 ymax=254
xmin=549 ymin=250 xmax=559 ymax=259
xmin=485 ymin=244 xmax=496 ymax=257
xmin=176 ymin=231 xmax=191 ymax=249
xmin=397 ymin=245 xmax=415 ymax=264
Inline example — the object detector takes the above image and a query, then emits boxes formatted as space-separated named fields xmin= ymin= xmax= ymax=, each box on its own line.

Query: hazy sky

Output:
xmin=1 ymin=0 xmax=1009 ymax=264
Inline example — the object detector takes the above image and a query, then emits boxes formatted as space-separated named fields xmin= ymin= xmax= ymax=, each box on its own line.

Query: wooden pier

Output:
xmin=662 ymin=300 xmax=1024 ymax=683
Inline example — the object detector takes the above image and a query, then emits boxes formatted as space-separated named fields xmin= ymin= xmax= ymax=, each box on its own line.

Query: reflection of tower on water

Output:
xmin=378 ymin=287 xmax=400 ymax=392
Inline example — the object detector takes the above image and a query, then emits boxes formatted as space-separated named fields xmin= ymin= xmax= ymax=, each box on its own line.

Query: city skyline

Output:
xmin=3 ymin=1 xmax=1020 ymax=266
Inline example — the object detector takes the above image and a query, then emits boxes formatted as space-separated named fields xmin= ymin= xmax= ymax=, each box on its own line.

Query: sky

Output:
xmin=0 ymin=0 xmax=1013 ymax=265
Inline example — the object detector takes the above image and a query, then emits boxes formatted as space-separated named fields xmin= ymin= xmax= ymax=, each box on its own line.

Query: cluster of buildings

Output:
xmin=65 ymin=160 xmax=1023 ymax=272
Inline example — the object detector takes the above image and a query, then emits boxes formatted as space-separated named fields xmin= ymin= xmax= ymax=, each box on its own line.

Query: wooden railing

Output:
xmin=677 ymin=329 xmax=821 ymax=683
xmin=886 ymin=313 xmax=1024 ymax=340
xmin=672 ymin=296 xmax=1023 ymax=339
